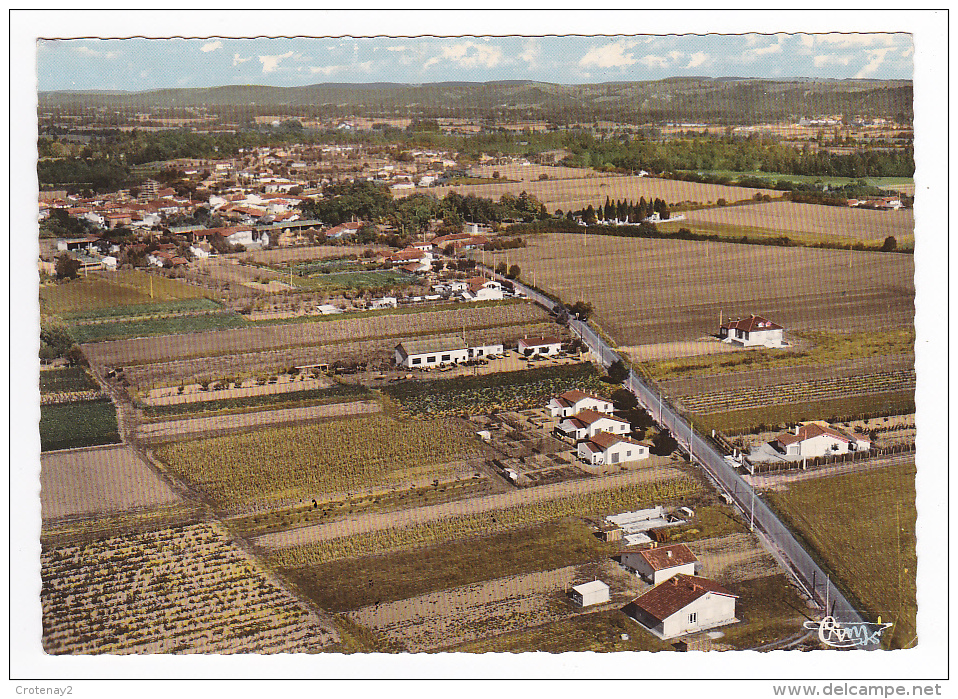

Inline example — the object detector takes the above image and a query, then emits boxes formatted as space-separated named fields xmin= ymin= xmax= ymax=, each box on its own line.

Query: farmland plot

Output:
xmin=40 ymin=270 xmax=209 ymax=315
xmin=40 ymin=398 xmax=121 ymax=452
xmin=154 ymin=414 xmax=483 ymax=509
xmin=40 ymin=446 xmax=181 ymax=520
xmin=242 ymin=245 xmax=386 ymax=265
xmin=494 ymin=234 xmax=914 ymax=346
xmin=41 ymin=522 xmax=337 ymax=654
xmin=82 ymin=301 xmax=551 ymax=367
xmin=660 ymin=200 xmax=914 ymax=243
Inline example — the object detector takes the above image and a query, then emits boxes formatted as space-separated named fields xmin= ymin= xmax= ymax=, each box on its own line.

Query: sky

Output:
xmin=36 ymin=33 xmax=914 ymax=92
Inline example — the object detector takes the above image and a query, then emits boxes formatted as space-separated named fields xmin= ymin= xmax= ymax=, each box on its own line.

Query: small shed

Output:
xmin=571 ymin=580 xmax=611 ymax=607
xmin=597 ymin=524 xmax=623 ymax=542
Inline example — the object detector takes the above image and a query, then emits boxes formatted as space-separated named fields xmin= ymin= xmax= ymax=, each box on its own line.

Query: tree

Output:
xmin=495 ymin=262 xmax=508 ymax=276
xmin=881 ymin=235 xmax=898 ymax=252
xmin=568 ymin=300 xmax=594 ymax=321
xmin=611 ymin=388 xmax=638 ymax=410
xmin=507 ymin=264 xmax=520 ymax=280
xmin=650 ymin=430 xmax=679 ymax=456
xmin=55 ymin=254 xmax=80 ymax=280
xmin=492 ymin=171 xmax=501 ymax=179
xmin=583 ymin=205 xmax=597 ymax=225
xmin=607 ymin=359 xmax=629 ymax=384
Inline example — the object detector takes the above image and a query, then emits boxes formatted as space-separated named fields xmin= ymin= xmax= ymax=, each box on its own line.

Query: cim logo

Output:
xmin=803 ymin=616 xmax=893 ymax=648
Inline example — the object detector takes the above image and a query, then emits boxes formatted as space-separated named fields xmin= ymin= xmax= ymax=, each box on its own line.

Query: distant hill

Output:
xmin=38 ymin=78 xmax=913 ymax=124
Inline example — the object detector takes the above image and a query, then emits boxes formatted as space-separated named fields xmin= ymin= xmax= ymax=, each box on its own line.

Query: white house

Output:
xmin=101 ymin=255 xmax=118 ymax=271
xmin=570 ymin=580 xmax=610 ymax=608
xmin=547 ymin=389 xmax=613 ymax=418
xmin=556 ymin=409 xmax=631 ymax=441
xmin=395 ymin=337 xmax=504 ymax=369
xmin=577 ymin=432 xmax=650 ymax=466
xmin=518 ymin=336 xmax=562 ymax=357
xmin=620 ymin=544 xmax=698 ymax=585
xmin=770 ymin=421 xmax=871 ymax=458
xmin=369 ymin=297 xmax=398 ymax=310
xmin=720 ymin=315 xmax=785 ymax=348
xmin=625 ymin=574 xmax=738 ymax=640
xmin=462 ymin=277 xmax=504 ymax=302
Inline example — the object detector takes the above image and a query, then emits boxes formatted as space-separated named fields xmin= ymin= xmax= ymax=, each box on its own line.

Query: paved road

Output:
xmin=136 ymin=400 xmax=381 ymax=441
xmin=500 ymin=270 xmax=877 ymax=646
xmin=253 ymin=463 xmax=685 ymax=550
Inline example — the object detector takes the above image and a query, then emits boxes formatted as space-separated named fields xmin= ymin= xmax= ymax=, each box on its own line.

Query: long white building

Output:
xmin=394 ymin=337 xmax=503 ymax=369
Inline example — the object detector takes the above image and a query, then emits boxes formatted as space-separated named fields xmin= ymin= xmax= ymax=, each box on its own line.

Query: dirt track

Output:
xmin=136 ymin=400 xmax=381 ymax=441
xmin=253 ymin=463 xmax=686 ymax=550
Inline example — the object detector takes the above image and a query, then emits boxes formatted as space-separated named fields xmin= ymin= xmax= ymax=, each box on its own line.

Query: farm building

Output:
xmin=606 ymin=507 xmax=689 ymax=546
xmin=547 ymin=389 xmax=613 ymax=418
xmin=770 ymin=421 xmax=871 ymax=458
xmin=719 ymin=315 xmax=785 ymax=348
xmin=577 ymin=432 xmax=649 ymax=466
xmin=462 ymin=277 xmax=504 ymax=302
xmin=517 ymin=336 xmax=562 ymax=357
xmin=369 ymin=297 xmax=398 ymax=310
xmin=394 ymin=337 xmax=504 ymax=369
xmin=620 ymin=544 xmax=698 ymax=584
xmin=570 ymin=580 xmax=610 ymax=608
xmin=555 ymin=409 xmax=631 ymax=441
xmin=624 ymin=574 xmax=738 ymax=640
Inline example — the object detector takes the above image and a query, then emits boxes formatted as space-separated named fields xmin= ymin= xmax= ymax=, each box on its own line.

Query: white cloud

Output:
xmin=855 ymin=48 xmax=894 ymax=78
xmin=385 ymin=45 xmax=408 ymax=52
xmin=814 ymin=33 xmax=898 ymax=49
xmin=436 ymin=40 xmax=503 ymax=69
xmin=748 ymin=36 xmax=785 ymax=58
xmin=813 ymin=53 xmax=852 ymax=68
xmin=668 ymin=51 xmax=684 ymax=62
xmin=519 ymin=38 xmax=540 ymax=68
xmin=800 ymin=34 xmax=816 ymax=49
xmin=579 ymin=40 xmax=639 ymax=68
xmin=686 ymin=52 xmax=709 ymax=69
xmin=233 ymin=53 xmax=252 ymax=66
xmin=638 ymin=54 xmax=669 ymax=69
xmin=308 ymin=61 xmax=373 ymax=77
xmin=200 ymin=40 xmax=223 ymax=53
xmin=72 ymin=45 xmax=118 ymax=59
xmin=259 ymin=51 xmax=295 ymax=74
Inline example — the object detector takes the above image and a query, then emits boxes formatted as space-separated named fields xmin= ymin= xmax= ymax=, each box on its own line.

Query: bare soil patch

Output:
xmin=40 ymin=445 xmax=180 ymax=520
xmin=665 ymin=200 xmax=914 ymax=242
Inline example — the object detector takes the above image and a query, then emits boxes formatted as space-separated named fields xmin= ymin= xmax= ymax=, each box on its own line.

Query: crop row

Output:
xmin=681 ymin=370 xmax=916 ymax=414
xmin=40 ymin=399 xmax=121 ymax=452
xmin=41 ymin=522 xmax=335 ymax=654
xmin=39 ymin=367 xmax=98 ymax=394
xmin=269 ymin=476 xmax=700 ymax=568
xmin=382 ymin=363 xmax=606 ymax=417
xmin=59 ymin=297 xmax=224 ymax=323
xmin=70 ymin=311 xmax=248 ymax=344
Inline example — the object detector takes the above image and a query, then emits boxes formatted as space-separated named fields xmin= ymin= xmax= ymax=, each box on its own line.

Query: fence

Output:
xmin=749 ymin=443 xmax=917 ymax=474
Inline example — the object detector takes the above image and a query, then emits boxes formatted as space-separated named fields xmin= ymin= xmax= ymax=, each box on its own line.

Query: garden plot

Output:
xmin=40 ymin=445 xmax=181 ymax=520
xmin=347 ymin=559 xmax=640 ymax=652
xmin=41 ymin=522 xmax=337 ymax=654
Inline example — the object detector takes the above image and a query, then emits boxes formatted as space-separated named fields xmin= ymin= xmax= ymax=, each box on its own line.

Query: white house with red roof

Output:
xmin=577 ymin=432 xmax=649 ymax=466
xmin=462 ymin=277 xmax=504 ymax=302
xmin=624 ymin=574 xmax=738 ymax=640
xmin=556 ymin=409 xmax=631 ymax=441
xmin=547 ymin=389 xmax=613 ymax=418
xmin=720 ymin=314 xmax=785 ymax=348
xmin=770 ymin=421 xmax=871 ymax=458
xmin=518 ymin=336 xmax=562 ymax=357
xmin=620 ymin=544 xmax=698 ymax=584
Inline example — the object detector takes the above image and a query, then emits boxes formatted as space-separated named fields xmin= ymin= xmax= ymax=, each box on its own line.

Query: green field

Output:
xmin=764 ymin=460 xmax=917 ymax=649
xmin=39 ymin=367 xmax=97 ymax=394
xmin=59 ymin=298 xmax=224 ymax=322
xmin=67 ymin=312 xmax=248 ymax=343
xmin=40 ymin=270 xmax=209 ymax=315
xmin=40 ymin=399 xmax=121 ymax=452
xmin=694 ymin=390 xmax=915 ymax=435
xmin=678 ymin=170 xmax=914 ymax=190
xmin=154 ymin=414 xmax=483 ymax=508
xmin=281 ymin=266 xmax=417 ymax=292
xmin=140 ymin=383 xmax=372 ymax=420
xmin=279 ymin=519 xmax=614 ymax=612
xmin=382 ymin=362 xmax=606 ymax=416
xmin=269 ymin=476 xmax=702 ymax=567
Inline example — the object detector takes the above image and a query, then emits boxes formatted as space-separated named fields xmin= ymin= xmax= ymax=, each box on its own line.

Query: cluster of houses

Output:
xmin=547 ymin=389 xmax=651 ymax=467
xmin=845 ymin=195 xmax=904 ymax=210
xmin=571 ymin=541 xmax=739 ymax=641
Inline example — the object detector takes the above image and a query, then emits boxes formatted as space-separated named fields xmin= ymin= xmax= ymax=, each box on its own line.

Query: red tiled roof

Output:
xmin=629 ymin=575 xmax=736 ymax=624
xmin=557 ymin=389 xmax=606 ymax=404
xmin=774 ymin=422 xmax=863 ymax=446
xmin=638 ymin=544 xmax=698 ymax=571
xmin=587 ymin=431 xmax=643 ymax=451
xmin=567 ymin=409 xmax=628 ymax=427
xmin=721 ymin=315 xmax=783 ymax=333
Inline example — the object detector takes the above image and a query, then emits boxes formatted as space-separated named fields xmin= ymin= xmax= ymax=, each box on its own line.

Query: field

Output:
xmin=279 ymin=519 xmax=613 ymax=612
xmin=40 ymin=270 xmax=209 ymax=315
xmin=154 ymin=414 xmax=484 ymax=509
xmin=40 ymin=445 xmax=181 ymax=520
xmin=58 ymin=297 xmax=224 ymax=322
xmin=288 ymin=268 xmax=417 ymax=293
xmin=41 ymin=522 xmax=336 ymax=654
xmin=39 ymin=366 xmax=97 ymax=394
xmin=40 ymin=398 xmax=121 ymax=452
xmin=677 ymin=169 xmax=915 ymax=192
xmin=241 ymin=245 xmax=387 ymax=265
xmin=66 ymin=311 xmax=248 ymax=343
xmin=82 ymin=301 xmax=552 ymax=368
xmin=408 ymin=167 xmax=778 ymax=212
xmin=659 ymin=200 xmax=914 ymax=245
xmin=764 ymin=460 xmax=917 ymax=649
xmin=492 ymin=234 xmax=915 ymax=346
xmin=382 ymin=362 xmax=606 ymax=416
